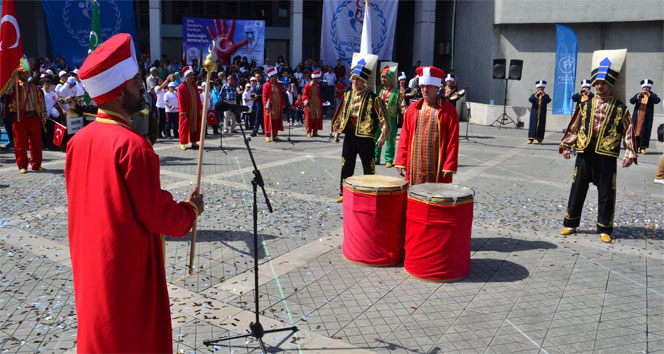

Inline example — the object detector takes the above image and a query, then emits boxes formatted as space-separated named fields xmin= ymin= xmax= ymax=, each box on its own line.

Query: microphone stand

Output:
xmin=203 ymin=110 xmax=298 ymax=352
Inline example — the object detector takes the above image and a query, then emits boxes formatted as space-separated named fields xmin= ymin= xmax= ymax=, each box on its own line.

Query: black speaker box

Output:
xmin=509 ymin=59 xmax=523 ymax=80
xmin=493 ymin=59 xmax=506 ymax=79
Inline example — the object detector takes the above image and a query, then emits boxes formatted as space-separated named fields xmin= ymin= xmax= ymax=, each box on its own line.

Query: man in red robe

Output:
xmin=178 ymin=66 xmax=202 ymax=150
xmin=396 ymin=66 xmax=459 ymax=185
xmin=7 ymin=67 xmax=47 ymax=173
xmin=303 ymin=70 xmax=324 ymax=137
xmin=262 ymin=67 xmax=284 ymax=142
xmin=66 ymin=33 xmax=205 ymax=353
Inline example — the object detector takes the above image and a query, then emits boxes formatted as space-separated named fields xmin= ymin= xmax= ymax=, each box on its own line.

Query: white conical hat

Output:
xmin=590 ymin=49 xmax=627 ymax=87
xmin=351 ymin=53 xmax=378 ymax=93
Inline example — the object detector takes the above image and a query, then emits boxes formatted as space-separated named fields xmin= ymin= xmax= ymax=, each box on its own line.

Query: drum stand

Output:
xmin=203 ymin=119 xmax=298 ymax=352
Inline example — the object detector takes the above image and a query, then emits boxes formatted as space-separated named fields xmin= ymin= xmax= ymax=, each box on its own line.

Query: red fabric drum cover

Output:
xmin=342 ymin=175 xmax=408 ymax=266
xmin=404 ymin=183 xmax=474 ymax=281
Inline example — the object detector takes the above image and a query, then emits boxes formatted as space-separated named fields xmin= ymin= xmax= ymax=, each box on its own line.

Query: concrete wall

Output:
xmin=454 ymin=0 xmax=663 ymax=118
xmin=495 ymin=21 xmax=664 ymax=114
xmin=495 ymin=0 xmax=664 ymax=24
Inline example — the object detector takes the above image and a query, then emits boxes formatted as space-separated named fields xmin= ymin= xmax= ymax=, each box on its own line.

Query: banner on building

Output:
xmin=182 ymin=17 xmax=265 ymax=66
xmin=553 ymin=24 xmax=578 ymax=115
xmin=41 ymin=0 xmax=137 ymax=67
xmin=320 ymin=0 xmax=398 ymax=71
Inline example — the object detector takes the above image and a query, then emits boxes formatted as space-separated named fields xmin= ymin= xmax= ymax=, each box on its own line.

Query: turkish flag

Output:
xmin=0 ymin=0 xmax=23 ymax=95
xmin=53 ymin=121 xmax=66 ymax=147
xmin=207 ymin=110 xmax=218 ymax=126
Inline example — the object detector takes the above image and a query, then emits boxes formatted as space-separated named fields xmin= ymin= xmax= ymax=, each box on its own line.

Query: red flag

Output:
xmin=53 ymin=121 xmax=66 ymax=147
xmin=0 ymin=0 xmax=23 ymax=95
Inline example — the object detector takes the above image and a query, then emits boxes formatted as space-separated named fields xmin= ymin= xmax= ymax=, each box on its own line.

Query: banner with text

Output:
xmin=320 ymin=0 xmax=398 ymax=71
xmin=41 ymin=0 xmax=137 ymax=67
xmin=553 ymin=24 xmax=578 ymax=115
xmin=182 ymin=17 xmax=265 ymax=67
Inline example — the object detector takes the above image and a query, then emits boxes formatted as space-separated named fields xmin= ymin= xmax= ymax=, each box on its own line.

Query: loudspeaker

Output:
xmin=493 ymin=59 xmax=506 ymax=79
xmin=509 ymin=59 xmax=523 ymax=80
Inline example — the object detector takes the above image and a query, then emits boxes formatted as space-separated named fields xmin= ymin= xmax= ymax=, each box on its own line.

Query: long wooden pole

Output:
xmin=188 ymin=43 xmax=217 ymax=275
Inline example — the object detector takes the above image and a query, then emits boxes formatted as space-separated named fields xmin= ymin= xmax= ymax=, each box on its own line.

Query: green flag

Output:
xmin=88 ymin=0 xmax=101 ymax=54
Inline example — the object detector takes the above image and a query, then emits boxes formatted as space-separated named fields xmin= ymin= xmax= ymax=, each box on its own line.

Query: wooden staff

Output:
xmin=188 ymin=42 xmax=217 ymax=275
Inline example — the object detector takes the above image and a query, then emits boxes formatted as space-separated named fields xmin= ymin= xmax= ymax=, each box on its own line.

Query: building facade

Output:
xmin=8 ymin=0 xmax=664 ymax=118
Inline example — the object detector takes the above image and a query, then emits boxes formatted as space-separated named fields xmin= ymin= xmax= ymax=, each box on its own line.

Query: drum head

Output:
xmin=344 ymin=175 xmax=408 ymax=194
xmin=408 ymin=183 xmax=474 ymax=205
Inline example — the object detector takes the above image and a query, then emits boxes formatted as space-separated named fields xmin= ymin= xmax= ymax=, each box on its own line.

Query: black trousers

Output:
xmin=563 ymin=150 xmax=616 ymax=234
xmin=42 ymin=115 xmax=56 ymax=148
xmin=3 ymin=112 xmax=14 ymax=146
xmin=339 ymin=131 xmax=376 ymax=195
xmin=157 ymin=108 xmax=166 ymax=136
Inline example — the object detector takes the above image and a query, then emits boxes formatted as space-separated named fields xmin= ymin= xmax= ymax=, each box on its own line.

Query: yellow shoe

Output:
xmin=640 ymin=149 xmax=646 ymax=155
xmin=335 ymin=196 xmax=343 ymax=203
xmin=385 ymin=163 xmax=393 ymax=168
xmin=180 ymin=145 xmax=187 ymax=150
xmin=35 ymin=167 xmax=46 ymax=172
xmin=19 ymin=168 xmax=27 ymax=174
xmin=307 ymin=133 xmax=311 ymax=138
xmin=537 ymin=140 xmax=543 ymax=145
xmin=266 ymin=138 xmax=271 ymax=142
xmin=600 ymin=233 xmax=612 ymax=243
xmin=560 ymin=227 xmax=576 ymax=235
xmin=527 ymin=140 xmax=532 ymax=144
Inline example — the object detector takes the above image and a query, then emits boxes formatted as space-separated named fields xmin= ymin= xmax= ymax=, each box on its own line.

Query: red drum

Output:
xmin=405 ymin=183 xmax=474 ymax=282
xmin=342 ymin=175 xmax=408 ymax=266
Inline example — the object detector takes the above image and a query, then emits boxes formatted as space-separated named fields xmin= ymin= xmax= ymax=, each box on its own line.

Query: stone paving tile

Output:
xmin=0 ymin=125 xmax=661 ymax=352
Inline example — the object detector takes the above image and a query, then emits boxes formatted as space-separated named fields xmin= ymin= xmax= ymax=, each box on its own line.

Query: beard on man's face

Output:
xmin=121 ymin=86 xmax=144 ymax=114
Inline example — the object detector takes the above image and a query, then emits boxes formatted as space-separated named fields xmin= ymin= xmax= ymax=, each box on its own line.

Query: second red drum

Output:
xmin=405 ymin=183 xmax=474 ymax=282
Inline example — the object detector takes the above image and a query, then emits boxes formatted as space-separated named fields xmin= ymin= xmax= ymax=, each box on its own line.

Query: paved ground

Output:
xmin=0 ymin=120 xmax=662 ymax=354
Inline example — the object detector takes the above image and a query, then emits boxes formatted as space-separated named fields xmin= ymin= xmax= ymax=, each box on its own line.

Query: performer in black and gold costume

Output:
xmin=559 ymin=49 xmax=637 ymax=244
xmin=527 ymin=81 xmax=551 ymax=144
xmin=629 ymin=79 xmax=660 ymax=154
xmin=332 ymin=53 xmax=390 ymax=203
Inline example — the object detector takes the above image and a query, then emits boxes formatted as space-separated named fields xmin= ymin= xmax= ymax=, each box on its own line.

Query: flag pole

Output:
xmin=188 ymin=41 xmax=217 ymax=275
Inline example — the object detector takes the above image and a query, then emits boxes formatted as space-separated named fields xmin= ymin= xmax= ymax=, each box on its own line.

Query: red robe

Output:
xmin=65 ymin=110 xmax=198 ymax=353
xmin=177 ymin=81 xmax=202 ymax=145
xmin=395 ymin=98 xmax=459 ymax=184
xmin=262 ymin=80 xmax=284 ymax=138
xmin=303 ymin=81 xmax=323 ymax=132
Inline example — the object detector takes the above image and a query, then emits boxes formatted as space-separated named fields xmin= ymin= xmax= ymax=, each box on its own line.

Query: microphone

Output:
xmin=215 ymin=101 xmax=252 ymax=113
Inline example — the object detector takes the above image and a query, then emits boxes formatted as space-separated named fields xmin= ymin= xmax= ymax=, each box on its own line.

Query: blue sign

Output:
xmin=182 ymin=17 xmax=265 ymax=66
xmin=41 ymin=0 xmax=137 ymax=67
xmin=553 ymin=24 xmax=578 ymax=115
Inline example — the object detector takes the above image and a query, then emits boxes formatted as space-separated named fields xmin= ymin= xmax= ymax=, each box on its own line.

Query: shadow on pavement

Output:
xmin=166 ymin=229 xmax=278 ymax=260
xmin=465 ymin=258 xmax=530 ymax=282
xmin=472 ymin=237 xmax=557 ymax=252
xmin=594 ymin=226 xmax=664 ymax=241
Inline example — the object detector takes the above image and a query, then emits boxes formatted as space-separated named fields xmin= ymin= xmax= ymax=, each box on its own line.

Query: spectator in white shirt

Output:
xmin=154 ymin=76 xmax=169 ymax=138
xmin=163 ymin=82 xmax=179 ymax=139
xmin=41 ymin=78 xmax=63 ymax=149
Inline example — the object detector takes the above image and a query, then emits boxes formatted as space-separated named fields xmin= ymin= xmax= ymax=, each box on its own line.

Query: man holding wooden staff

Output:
xmin=65 ymin=33 xmax=204 ymax=353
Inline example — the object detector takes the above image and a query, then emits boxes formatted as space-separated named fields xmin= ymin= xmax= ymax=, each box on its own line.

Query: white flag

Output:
xmin=359 ymin=0 xmax=372 ymax=54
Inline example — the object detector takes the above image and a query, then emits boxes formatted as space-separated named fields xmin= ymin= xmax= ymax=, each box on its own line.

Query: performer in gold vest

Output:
xmin=332 ymin=54 xmax=390 ymax=203
xmin=559 ymin=49 xmax=637 ymax=243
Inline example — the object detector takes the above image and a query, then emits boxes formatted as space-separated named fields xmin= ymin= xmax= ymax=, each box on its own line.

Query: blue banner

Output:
xmin=553 ymin=24 xmax=578 ymax=115
xmin=41 ymin=0 xmax=137 ymax=68
xmin=182 ymin=17 xmax=265 ymax=66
